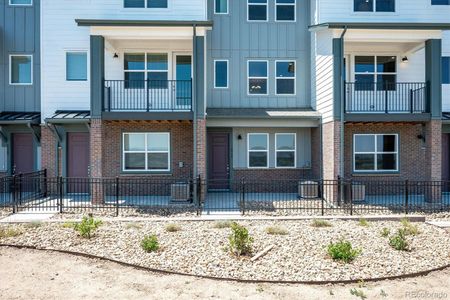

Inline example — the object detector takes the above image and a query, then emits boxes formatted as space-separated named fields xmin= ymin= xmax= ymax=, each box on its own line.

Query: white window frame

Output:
xmin=9 ymin=0 xmax=33 ymax=6
xmin=353 ymin=55 xmax=397 ymax=90
xmin=123 ymin=52 xmax=169 ymax=88
xmin=275 ymin=0 xmax=296 ymax=22
xmin=122 ymin=132 xmax=171 ymax=172
xmin=65 ymin=50 xmax=88 ymax=82
xmin=214 ymin=59 xmax=229 ymax=89
xmin=123 ymin=0 xmax=168 ymax=9
xmin=275 ymin=133 xmax=297 ymax=168
xmin=9 ymin=54 xmax=33 ymax=86
xmin=214 ymin=0 xmax=229 ymax=14
xmin=275 ymin=60 xmax=296 ymax=96
xmin=353 ymin=0 xmax=396 ymax=13
xmin=247 ymin=0 xmax=268 ymax=22
xmin=247 ymin=60 xmax=269 ymax=96
xmin=353 ymin=133 xmax=398 ymax=172
xmin=247 ymin=133 xmax=269 ymax=169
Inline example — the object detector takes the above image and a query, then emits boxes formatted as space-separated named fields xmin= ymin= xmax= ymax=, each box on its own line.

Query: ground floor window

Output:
xmin=248 ymin=133 xmax=269 ymax=168
xmin=123 ymin=132 xmax=170 ymax=172
xmin=275 ymin=133 xmax=296 ymax=168
xmin=353 ymin=134 xmax=398 ymax=172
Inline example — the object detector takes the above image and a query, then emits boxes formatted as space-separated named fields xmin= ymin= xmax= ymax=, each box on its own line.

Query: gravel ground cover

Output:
xmin=1 ymin=219 xmax=449 ymax=282
xmin=0 ymin=208 xmax=12 ymax=219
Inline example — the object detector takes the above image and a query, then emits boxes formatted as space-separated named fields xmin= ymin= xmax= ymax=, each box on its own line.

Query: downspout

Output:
xmin=339 ymin=26 xmax=347 ymax=179
xmin=192 ymin=24 xmax=198 ymax=192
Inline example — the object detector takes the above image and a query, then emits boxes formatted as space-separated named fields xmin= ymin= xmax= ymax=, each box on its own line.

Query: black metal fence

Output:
xmin=1 ymin=171 xmax=450 ymax=216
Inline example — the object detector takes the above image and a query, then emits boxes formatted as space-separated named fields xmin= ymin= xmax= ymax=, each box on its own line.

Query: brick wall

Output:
xmin=41 ymin=125 xmax=58 ymax=178
xmin=196 ymin=119 xmax=206 ymax=180
xmin=310 ymin=126 xmax=321 ymax=179
xmin=322 ymin=121 xmax=341 ymax=180
xmin=233 ymin=168 xmax=314 ymax=182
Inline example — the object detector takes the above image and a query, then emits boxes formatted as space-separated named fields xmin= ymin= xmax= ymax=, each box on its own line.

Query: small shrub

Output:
xmin=401 ymin=218 xmax=419 ymax=236
xmin=73 ymin=216 xmax=102 ymax=239
xmin=327 ymin=240 xmax=361 ymax=263
xmin=228 ymin=222 xmax=253 ymax=256
xmin=141 ymin=235 xmax=159 ymax=253
xmin=380 ymin=227 xmax=391 ymax=238
xmin=0 ymin=227 xmax=22 ymax=238
xmin=358 ymin=218 xmax=369 ymax=227
xmin=350 ymin=288 xmax=367 ymax=299
xmin=212 ymin=221 xmax=232 ymax=229
xmin=265 ymin=226 xmax=288 ymax=235
xmin=62 ymin=221 xmax=76 ymax=229
xmin=311 ymin=219 xmax=333 ymax=228
xmin=165 ymin=224 xmax=181 ymax=232
xmin=389 ymin=229 xmax=410 ymax=251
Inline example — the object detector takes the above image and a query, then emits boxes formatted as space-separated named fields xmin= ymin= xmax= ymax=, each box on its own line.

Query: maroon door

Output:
xmin=12 ymin=133 xmax=34 ymax=174
xmin=207 ymin=132 xmax=230 ymax=190
xmin=67 ymin=133 xmax=90 ymax=193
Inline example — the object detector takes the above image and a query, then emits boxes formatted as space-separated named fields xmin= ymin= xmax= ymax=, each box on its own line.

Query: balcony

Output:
xmin=344 ymin=82 xmax=430 ymax=122
xmin=104 ymin=80 xmax=192 ymax=112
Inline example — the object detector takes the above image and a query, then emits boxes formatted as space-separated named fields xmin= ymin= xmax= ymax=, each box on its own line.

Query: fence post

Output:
xmin=321 ymin=180 xmax=324 ymax=216
xmin=12 ymin=175 xmax=17 ymax=214
xmin=337 ymin=176 xmax=342 ymax=206
xmin=196 ymin=175 xmax=202 ymax=215
xmin=18 ymin=173 xmax=23 ymax=206
xmin=115 ymin=177 xmax=120 ymax=217
xmin=409 ymin=89 xmax=414 ymax=113
xmin=241 ymin=179 xmax=246 ymax=215
xmin=349 ymin=179 xmax=353 ymax=216
xmin=58 ymin=176 xmax=63 ymax=213
xmin=43 ymin=169 xmax=48 ymax=198
xmin=405 ymin=180 xmax=409 ymax=215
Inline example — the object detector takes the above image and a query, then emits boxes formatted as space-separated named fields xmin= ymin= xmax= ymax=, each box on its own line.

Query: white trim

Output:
xmin=9 ymin=0 xmax=32 ymax=6
xmin=353 ymin=133 xmax=399 ymax=172
xmin=275 ymin=0 xmax=296 ymax=22
xmin=247 ymin=60 xmax=269 ymax=96
xmin=123 ymin=52 xmax=170 ymax=87
xmin=247 ymin=0 xmax=268 ymax=22
xmin=214 ymin=0 xmax=229 ymax=14
xmin=65 ymin=50 xmax=89 ymax=82
xmin=352 ymin=54 xmax=397 ymax=88
xmin=214 ymin=59 xmax=229 ymax=89
xmin=275 ymin=133 xmax=297 ymax=168
xmin=275 ymin=60 xmax=296 ymax=96
xmin=122 ymin=132 xmax=171 ymax=172
xmin=9 ymin=54 xmax=33 ymax=85
xmin=247 ymin=133 xmax=269 ymax=169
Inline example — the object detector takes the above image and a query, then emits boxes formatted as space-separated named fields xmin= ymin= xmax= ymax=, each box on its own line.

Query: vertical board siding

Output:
xmin=0 ymin=0 xmax=40 ymax=112
xmin=207 ymin=0 xmax=311 ymax=109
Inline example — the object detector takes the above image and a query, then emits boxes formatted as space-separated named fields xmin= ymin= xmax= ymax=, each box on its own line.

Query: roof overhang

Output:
xmin=309 ymin=22 xmax=450 ymax=31
xmin=45 ymin=111 xmax=91 ymax=124
xmin=0 ymin=112 xmax=40 ymax=125
xmin=76 ymin=19 xmax=213 ymax=28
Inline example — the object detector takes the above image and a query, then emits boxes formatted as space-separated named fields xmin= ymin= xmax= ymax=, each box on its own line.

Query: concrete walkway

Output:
xmin=0 ymin=210 xmax=57 ymax=223
xmin=426 ymin=221 xmax=450 ymax=228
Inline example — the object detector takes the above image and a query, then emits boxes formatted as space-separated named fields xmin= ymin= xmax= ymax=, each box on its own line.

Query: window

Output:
xmin=353 ymin=134 xmax=398 ymax=172
xmin=276 ymin=0 xmax=296 ymax=21
xmin=215 ymin=0 xmax=228 ymax=13
xmin=248 ymin=0 xmax=268 ymax=21
xmin=123 ymin=133 xmax=170 ymax=171
xmin=248 ymin=60 xmax=268 ymax=95
xmin=354 ymin=56 xmax=396 ymax=91
xmin=66 ymin=52 xmax=87 ymax=81
xmin=9 ymin=0 xmax=32 ymax=5
xmin=276 ymin=61 xmax=295 ymax=95
xmin=354 ymin=0 xmax=395 ymax=12
xmin=214 ymin=60 xmax=229 ymax=88
xmin=10 ymin=55 xmax=32 ymax=85
xmin=248 ymin=133 xmax=269 ymax=168
xmin=432 ymin=0 xmax=450 ymax=4
xmin=124 ymin=0 xmax=168 ymax=8
xmin=275 ymin=133 xmax=296 ymax=168
xmin=443 ymin=57 xmax=450 ymax=84
xmin=124 ymin=53 xmax=168 ymax=89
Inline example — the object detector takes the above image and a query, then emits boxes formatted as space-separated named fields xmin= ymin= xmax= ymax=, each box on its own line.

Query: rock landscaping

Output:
xmin=0 ymin=219 xmax=449 ymax=282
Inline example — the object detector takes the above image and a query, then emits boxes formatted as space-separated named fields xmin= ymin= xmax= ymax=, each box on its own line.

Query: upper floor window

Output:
xmin=124 ymin=0 xmax=168 ymax=8
xmin=248 ymin=0 xmax=268 ymax=21
xmin=248 ymin=60 xmax=268 ymax=95
xmin=214 ymin=60 xmax=229 ymax=88
xmin=354 ymin=0 xmax=395 ymax=12
xmin=66 ymin=52 xmax=87 ymax=81
xmin=354 ymin=56 xmax=396 ymax=91
xmin=276 ymin=61 xmax=295 ymax=95
xmin=124 ymin=53 xmax=168 ymax=88
xmin=443 ymin=57 xmax=450 ymax=84
xmin=432 ymin=0 xmax=450 ymax=4
xmin=10 ymin=55 xmax=32 ymax=85
xmin=276 ymin=0 xmax=296 ymax=21
xmin=215 ymin=0 xmax=228 ymax=14
xmin=9 ymin=0 xmax=32 ymax=5
xmin=353 ymin=134 xmax=398 ymax=172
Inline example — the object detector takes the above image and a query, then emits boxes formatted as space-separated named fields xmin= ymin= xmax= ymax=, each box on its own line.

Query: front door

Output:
xmin=173 ymin=54 xmax=192 ymax=109
xmin=12 ymin=133 xmax=34 ymax=174
xmin=67 ymin=133 xmax=90 ymax=193
xmin=207 ymin=132 xmax=230 ymax=190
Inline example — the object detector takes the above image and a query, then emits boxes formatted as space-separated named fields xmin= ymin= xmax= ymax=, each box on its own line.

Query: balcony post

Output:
xmin=425 ymin=39 xmax=442 ymax=118
xmin=90 ymin=35 xmax=105 ymax=117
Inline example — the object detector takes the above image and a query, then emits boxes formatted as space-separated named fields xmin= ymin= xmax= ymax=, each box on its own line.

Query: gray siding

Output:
xmin=206 ymin=0 xmax=311 ymax=109
xmin=0 ymin=0 xmax=40 ymax=112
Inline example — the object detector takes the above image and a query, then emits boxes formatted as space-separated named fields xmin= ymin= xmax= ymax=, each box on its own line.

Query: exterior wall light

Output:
xmin=401 ymin=56 xmax=409 ymax=63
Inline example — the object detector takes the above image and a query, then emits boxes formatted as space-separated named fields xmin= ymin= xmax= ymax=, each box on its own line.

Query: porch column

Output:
xmin=41 ymin=125 xmax=58 ymax=178
xmin=425 ymin=39 xmax=442 ymax=118
xmin=90 ymin=35 xmax=105 ymax=118
xmin=425 ymin=120 xmax=442 ymax=202
xmin=90 ymin=118 xmax=104 ymax=204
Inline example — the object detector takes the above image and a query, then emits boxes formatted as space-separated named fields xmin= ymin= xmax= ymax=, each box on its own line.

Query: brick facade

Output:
xmin=41 ymin=125 xmax=58 ymax=178
xmin=195 ymin=119 xmax=206 ymax=180
xmin=322 ymin=121 xmax=342 ymax=180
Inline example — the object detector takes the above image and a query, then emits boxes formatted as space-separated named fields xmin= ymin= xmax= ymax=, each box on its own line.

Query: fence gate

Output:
xmin=12 ymin=171 xmax=57 ymax=212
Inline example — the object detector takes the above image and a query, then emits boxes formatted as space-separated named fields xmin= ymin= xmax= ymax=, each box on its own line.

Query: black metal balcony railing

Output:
xmin=345 ymin=82 xmax=428 ymax=114
xmin=104 ymin=80 xmax=192 ymax=112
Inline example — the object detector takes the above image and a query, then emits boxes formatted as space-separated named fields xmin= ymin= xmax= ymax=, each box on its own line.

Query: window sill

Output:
xmin=120 ymin=171 xmax=173 ymax=176
xmin=351 ymin=172 xmax=400 ymax=176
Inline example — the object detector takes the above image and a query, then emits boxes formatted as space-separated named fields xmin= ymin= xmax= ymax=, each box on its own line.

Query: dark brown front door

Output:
xmin=67 ymin=133 xmax=90 ymax=193
xmin=207 ymin=132 xmax=230 ymax=190
xmin=12 ymin=133 xmax=34 ymax=174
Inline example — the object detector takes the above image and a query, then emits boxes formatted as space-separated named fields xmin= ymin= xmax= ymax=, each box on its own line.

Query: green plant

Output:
xmin=165 ymin=224 xmax=181 ymax=232
xmin=327 ymin=240 xmax=361 ymax=263
xmin=358 ymin=218 xmax=369 ymax=227
xmin=73 ymin=216 xmax=102 ymax=239
xmin=380 ymin=227 xmax=391 ymax=238
xmin=62 ymin=221 xmax=76 ymax=229
xmin=141 ymin=235 xmax=159 ymax=253
xmin=311 ymin=219 xmax=332 ymax=228
xmin=228 ymin=222 xmax=253 ymax=256
xmin=212 ymin=221 xmax=232 ymax=229
xmin=389 ymin=229 xmax=410 ymax=251
xmin=265 ymin=226 xmax=288 ymax=235
xmin=350 ymin=288 xmax=367 ymax=299
xmin=401 ymin=218 xmax=419 ymax=236
xmin=0 ymin=227 xmax=22 ymax=238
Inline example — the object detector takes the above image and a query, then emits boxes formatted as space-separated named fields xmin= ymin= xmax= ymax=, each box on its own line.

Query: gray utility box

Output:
xmin=299 ymin=181 xmax=319 ymax=198
xmin=171 ymin=183 xmax=191 ymax=202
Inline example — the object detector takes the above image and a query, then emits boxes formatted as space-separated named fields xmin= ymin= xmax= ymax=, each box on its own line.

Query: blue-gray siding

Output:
xmin=0 ymin=0 xmax=40 ymax=112
xmin=206 ymin=0 xmax=311 ymax=109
